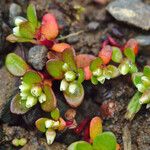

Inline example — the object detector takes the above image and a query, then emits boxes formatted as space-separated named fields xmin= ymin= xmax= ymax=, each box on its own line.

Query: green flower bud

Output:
xmin=68 ymin=83 xmax=78 ymax=94
xmin=46 ymin=129 xmax=56 ymax=145
xmin=19 ymin=138 xmax=27 ymax=146
xmin=13 ymin=26 xmax=21 ymax=37
xmin=12 ymin=138 xmax=20 ymax=147
xmin=62 ymin=63 xmax=70 ymax=72
xmin=26 ymin=96 xmax=37 ymax=108
xmin=97 ymin=76 xmax=105 ymax=84
xmin=14 ymin=16 xmax=27 ymax=26
xmin=38 ymin=93 xmax=46 ymax=103
xmin=31 ymin=85 xmax=42 ymax=97
xmin=65 ymin=71 xmax=76 ymax=82
xmin=60 ymin=79 xmax=69 ymax=91
xmin=139 ymin=90 xmax=150 ymax=104
xmin=45 ymin=119 xmax=54 ymax=128
xmin=92 ymin=68 xmax=102 ymax=77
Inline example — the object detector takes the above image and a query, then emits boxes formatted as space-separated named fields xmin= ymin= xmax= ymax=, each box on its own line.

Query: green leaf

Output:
xmin=143 ymin=65 xmax=150 ymax=78
xmin=19 ymin=21 xmax=35 ymax=39
xmin=112 ymin=47 xmax=123 ymax=63
xmin=125 ymin=91 xmax=142 ymax=120
xmin=41 ymin=82 xmax=57 ymax=112
xmin=68 ymin=141 xmax=93 ymax=150
xmin=118 ymin=59 xmax=130 ymax=75
xmin=46 ymin=59 xmax=64 ymax=79
xmin=22 ymin=70 xmax=43 ymax=85
xmin=27 ymin=4 xmax=38 ymax=28
xmin=124 ymin=48 xmax=135 ymax=63
xmin=90 ymin=58 xmax=103 ymax=72
xmin=51 ymin=108 xmax=60 ymax=121
xmin=93 ymin=132 xmax=117 ymax=150
xmin=62 ymin=48 xmax=77 ymax=72
xmin=107 ymin=65 xmax=120 ymax=78
xmin=35 ymin=118 xmax=49 ymax=132
xmin=139 ymin=89 xmax=150 ymax=104
xmin=10 ymin=94 xmax=30 ymax=114
xmin=129 ymin=63 xmax=138 ymax=73
xmin=77 ymin=68 xmax=85 ymax=83
xmin=91 ymin=76 xmax=98 ymax=85
xmin=132 ymin=72 xmax=143 ymax=86
xmin=5 ymin=53 xmax=29 ymax=76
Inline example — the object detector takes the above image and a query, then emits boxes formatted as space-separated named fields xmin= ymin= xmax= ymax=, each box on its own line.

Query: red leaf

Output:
xmin=98 ymin=45 xmax=112 ymax=65
xmin=41 ymin=13 xmax=59 ymax=40
xmin=84 ymin=66 xmax=92 ymax=80
xmin=124 ymin=39 xmax=138 ymax=55
xmin=107 ymin=35 xmax=121 ymax=48
xmin=52 ymin=43 xmax=71 ymax=52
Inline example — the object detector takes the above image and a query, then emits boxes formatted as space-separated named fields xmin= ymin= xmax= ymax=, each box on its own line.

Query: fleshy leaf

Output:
xmin=91 ymin=76 xmax=99 ymax=85
xmin=90 ymin=116 xmax=102 ymax=142
xmin=35 ymin=118 xmax=49 ymax=132
xmin=51 ymin=108 xmax=60 ymax=121
xmin=68 ymin=141 xmax=93 ymax=150
xmin=63 ymin=84 xmax=84 ymax=107
xmin=10 ymin=94 xmax=29 ymax=114
xmin=77 ymin=68 xmax=85 ymax=83
xmin=90 ymin=58 xmax=103 ymax=72
xmin=125 ymin=91 xmax=142 ymax=120
xmin=19 ymin=21 xmax=35 ymax=39
xmin=111 ymin=47 xmax=123 ymax=63
xmin=52 ymin=43 xmax=71 ymax=52
xmin=27 ymin=4 xmax=38 ymax=28
xmin=46 ymin=59 xmax=64 ymax=79
xmin=93 ymin=132 xmax=117 ymax=150
xmin=139 ymin=89 xmax=150 ymax=104
xmin=62 ymin=48 xmax=77 ymax=72
xmin=124 ymin=48 xmax=135 ymax=63
xmin=84 ymin=66 xmax=92 ymax=80
xmin=143 ymin=65 xmax=150 ymax=78
xmin=41 ymin=82 xmax=57 ymax=112
xmin=132 ymin=72 xmax=143 ymax=86
xmin=5 ymin=53 xmax=29 ymax=76
xmin=41 ymin=13 xmax=59 ymax=40
xmin=107 ymin=65 xmax=120 ymax=78
xmin=98 ymin=45 xmax=112 ymax=65
xmin=76 ymin=54 xmax=96 ymax=68
xmin=22 ymin=70 xmax=43 ymax=85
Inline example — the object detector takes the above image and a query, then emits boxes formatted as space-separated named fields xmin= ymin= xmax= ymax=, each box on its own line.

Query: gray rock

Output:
xmin=67 ymin=35 xmax=79 ymax=44
xmin=9 ymin=3 xmax=22 ymax=25
xmin=0 ymin=67 xmax=18 ymax=118
xmin=28 ymin=45 xmax=48 ymax=70
xmin=87 ymin=22 xmax=99 ymax=31
xmin=107 ymin=0 xmax=150 ymax=30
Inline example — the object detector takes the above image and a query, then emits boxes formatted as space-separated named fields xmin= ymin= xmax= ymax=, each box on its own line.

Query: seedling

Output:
xmin=12 ymin=138 xmax=27 ymax=147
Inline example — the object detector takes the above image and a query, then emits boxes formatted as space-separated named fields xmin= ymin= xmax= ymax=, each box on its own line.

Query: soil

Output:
xmin=1 ymin=0 xmax=150 ymax=150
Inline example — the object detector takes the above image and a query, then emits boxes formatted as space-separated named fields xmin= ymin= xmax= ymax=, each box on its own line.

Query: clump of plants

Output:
xmin=5 ymin=3 xmax=149 ymax=149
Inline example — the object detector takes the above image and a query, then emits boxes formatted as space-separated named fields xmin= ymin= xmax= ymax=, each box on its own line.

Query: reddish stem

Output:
xmin=107 ymin=35 xmax=121 ymax=48
xmin=84 ymin=123 xmax=90 ymax=142
xmin=102 ymin=39 xmax=109 ymax=48
xmin=66 ymin=120 xmax=74 ymax=126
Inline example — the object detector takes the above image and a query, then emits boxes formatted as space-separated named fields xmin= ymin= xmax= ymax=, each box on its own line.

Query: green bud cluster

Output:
xmin=19 ymin=81 xmax=47 ymax=108
xmin=12 ymin=138 xmax=27 ymax=147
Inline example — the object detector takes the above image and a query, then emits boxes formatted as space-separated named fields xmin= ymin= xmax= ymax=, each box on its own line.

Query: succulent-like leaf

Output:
xmin=52 ymin=43 xmax=71 ymax=52
xmin=68 ymin=141 xmax=93 ymax=150
xmin=98 ymin=45 xmax=112 ymax=65
xmin=77 ymin=68 xmax=85 ymax=83
xmin=58 ymin=117 xmax=66 ymax=131
xmin=125 ymin=91 xmax=142 ymax=120
xmin=19 ymin=21 xmax=35 ymax=39
xmin=107 ymin=65 xmax=120 ymax=78
xmin=41 ymin=13 xmax=59 ymax=40
xmin=139 ymin=89 xmax=150 ymax=104
xmin=35 ymin=118 xmax=49 ymax=132
xmin=90 ymin=116 xmax=102 ymax=142
xmin=76 ymin=54 xmax=96 ymax=68
xmin=27 ymin=4 xmax=38 ymax=28
xmin=62 ymin=48 xmax=77 ymax=72
xmin=129 ymin=63 xmax=138 ymax=73
xmin=90 ymin=58 xmax=103 ymax=72
xmin=10 ymin=94 xmax=29 ymax=114
xmin=132 ymin=72 xmax=143 ymax=86
xmin=144 ymin=65 xmax=150 ymax=78
xmin=84 ymin=66 xmax=92 ymax=80
xmin=5 ymin=53 xmax=29 ymax=76
xmin=22 ymin=70 xmax=43 ymax=85
xmin=51 ymin=108 xmax=60 ymax=121
xmin=93 ymin=132 xmax=117 ymax=150
xmin=118 ymin=59 xmax=130 ymax=75
xmin=124 ymin=48 xmax=135 ymax=63
xmin=112 ymin=47 xmax=123 ymax=63
xmin=63 ymin=84 xmax=84 ymax=107
xmin=46 ymin=59 xmax=64 ymax=79
xmin=41 ymin=82 xmax=57 ymax=112
xmin=91 ymin=76 xmax=98 ymax=85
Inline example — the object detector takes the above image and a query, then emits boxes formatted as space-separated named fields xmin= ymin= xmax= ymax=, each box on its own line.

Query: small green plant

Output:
xmin=12 ymin=138 xmax=27 ymax=147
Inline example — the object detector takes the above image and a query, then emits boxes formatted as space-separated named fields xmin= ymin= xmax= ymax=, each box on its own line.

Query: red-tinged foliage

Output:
xmin=52 ymin=43 xmax=71 ymax=52
xmin=84 ymin=66 xmax=92 ymax=80
xmin=74 ymin=117 xmax=90 ymax=134
xmin=107 ymin=35 xmax=121 ymax=48
xmin=41 ymin=13 xmax=59 ymax=40
xmin=98 ymin=45 xmax=112 ymax=65
xmin=102 ymin=39 xmax=109 ymax=48
xmin=76 ymin=54 xmax=96 ymax=68
xmin=124 ymin=39 xmax=138 ymax=55
xmin=84 ymin=124 xmax=90 ymax=143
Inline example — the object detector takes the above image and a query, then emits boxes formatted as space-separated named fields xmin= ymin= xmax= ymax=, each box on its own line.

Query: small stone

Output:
xmin=9 ymin=3 xmax=22 ymax=25
xmin=28 ymin=45 xmax=48 ymax=70
xmin=107 ymin=0 xmax=150 ymax=30
xmin=67 ymin=36 xmax=79 ymax=44
xmin=87 ymin=22 xmax=99 ymax=31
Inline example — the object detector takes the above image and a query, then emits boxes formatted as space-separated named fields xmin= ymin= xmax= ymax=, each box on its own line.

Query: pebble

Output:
xmin=87 ymin=21 xmax=99 ymax=31
xmin=67 ymin=35 xmax=79 ymax=44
